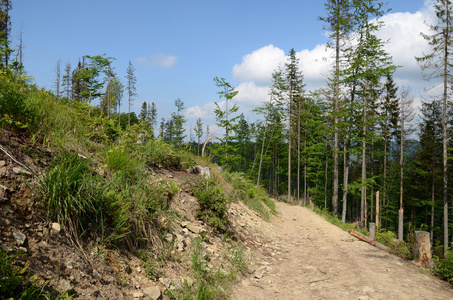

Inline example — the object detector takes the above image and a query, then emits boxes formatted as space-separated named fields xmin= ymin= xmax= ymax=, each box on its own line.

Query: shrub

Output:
xmin=434 ymin=250 xmax=453 ymax=284
xmin=194 ymin=178 xmax=230 ymax=232
xmin=143 ymin=139 xmax=181 ymax=169
xmin=0 ymin=74 xmax=29 ymax=128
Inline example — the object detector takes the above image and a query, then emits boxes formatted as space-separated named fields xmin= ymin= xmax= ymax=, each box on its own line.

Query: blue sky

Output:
xmin=10 ymin=0 xmax=432 ymax=136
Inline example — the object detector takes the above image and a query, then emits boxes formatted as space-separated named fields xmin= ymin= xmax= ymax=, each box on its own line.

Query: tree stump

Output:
xmin=414 ymin=231 xmax=433 ymax=268
xmin=369 ymin=223 xmax=376 ymax=241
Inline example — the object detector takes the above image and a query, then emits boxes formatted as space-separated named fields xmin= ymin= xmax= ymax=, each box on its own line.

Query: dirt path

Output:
xmin=231 ymin=201 xmax=453 ymax=300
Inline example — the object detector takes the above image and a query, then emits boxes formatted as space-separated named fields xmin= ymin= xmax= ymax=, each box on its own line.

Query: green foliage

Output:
xmin=0 ymin=74 xmax=29 ymax=128
xmin=434 ymin=250 xmax=453 ymax=284
xmin=193 ymin=178 xmax=230 ymax=232
xmin=86 ymin=114 xmax=121 ymax=143
xmin=225 ymin=172 xmax=276 ymax=220
xmin=105 ymin=146 xmax=141 ymax=180
xmin=37 ymin=152 xmax=98 ymax=236
xmin=143 ymin=138 xmax=181 ymax=168
xmin=313 ymin=206 xmax=368 ymax=235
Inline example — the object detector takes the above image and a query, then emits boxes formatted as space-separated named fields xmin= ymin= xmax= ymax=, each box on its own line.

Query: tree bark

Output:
xmin=414 ymin=231 xmax=433 ymax=268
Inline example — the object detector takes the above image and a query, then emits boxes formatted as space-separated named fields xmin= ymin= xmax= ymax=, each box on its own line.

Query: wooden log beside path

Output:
xmin=348 ymin=229 xmax=389 ymax=251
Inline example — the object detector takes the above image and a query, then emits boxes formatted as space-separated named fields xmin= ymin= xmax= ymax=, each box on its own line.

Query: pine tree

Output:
xmin=0 ymin=0 xmax=12 ymax=70
xmin=71 ymin=61 xmax=88 ymax=102
xmin=213 ymin=77 xmax=242 ymax=170
xmin=320 ymin=0 xmax=354 ymax=216
xmin=54 ymin=59 xmax=61 ymax=99
xmin=379 ymin=74 xmax=399 ymax=219
xmin=398 ymin=87 xmax=415 ymax=241
xmin=125 ymin=60 xmax=137 ymax=127
xmin=139 ymin=101 xmax=148 ymax=121
xmin=416 ymin=0 xmax=453 ymax=254
xmin=62 ymin=62 xmax=72 ymax=100
xmin=285 ymin=48 xmax=305 ymax=202
xmin=148 ymin=102 xmax=157 ymax=138
xmin=171 ymin=98 xmax=186 ymax=147
xmin=194 ymin=118 xmax=203 ymax=156
xmin=418 ymin=100 xmax=443 ymax=243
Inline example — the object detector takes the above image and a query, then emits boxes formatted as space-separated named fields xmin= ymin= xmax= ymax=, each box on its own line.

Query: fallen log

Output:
xmin=348 ymin=229 xmax=389 ymax=251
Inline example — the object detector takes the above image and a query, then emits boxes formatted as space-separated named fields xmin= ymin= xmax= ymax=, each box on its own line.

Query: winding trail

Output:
xmin=231 ymin=201 xmax=453 ymax=300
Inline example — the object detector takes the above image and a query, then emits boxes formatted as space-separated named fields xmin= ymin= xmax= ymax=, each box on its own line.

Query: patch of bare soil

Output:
xmin=231 ymin=201 xmax=453 ymax=300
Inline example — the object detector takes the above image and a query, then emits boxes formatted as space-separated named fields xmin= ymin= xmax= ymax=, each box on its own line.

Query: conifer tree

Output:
xmin=54 ymin=59 xmax=61 ymax=99
xmin=320 ymin=0 xmax=353 ymax=216
xmin=171 ymin=98 xmax=186 ymax=147
xmin=194 ymin=117 xmax=203 ymax=156
xmin=62 ymin=62 xmax=72 ymax=100
xmin=285 ymin=48 xmax=305 ymax=202
xmin=379 ymin=74 xmax=399 ymax=215
xmin=416 ymin=0 xmax=453 ymax=254
xmin=148 ymin=102 xmax=157 ymax=138
xmin=213 ymin=77 xmax=242 ymax=170
xmin=0 ymin=0 xmax=12 ymax=70
xmin=125 ymin=60 xmax=137 ymax=127
xmin=418 ymin=100 xmax=443 ymax=243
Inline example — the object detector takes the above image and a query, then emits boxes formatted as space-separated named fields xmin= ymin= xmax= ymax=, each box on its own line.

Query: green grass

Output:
xmin=193 ymin=177 xmax=230 ymax=233
xmin=225 ymin=172 xmax=277 ymax=220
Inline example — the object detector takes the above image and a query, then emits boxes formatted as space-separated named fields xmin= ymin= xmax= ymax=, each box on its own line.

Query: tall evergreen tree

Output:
xmin=0 ymin=0 xmax=12 ymax=70
xmin=62 ymin=62 xmax=72 ymax=99
xmin=416 ymin=0 xmax=453 ymax=253
xmin=125 ymin=60 xmax=137 ymax=127
xmin=213 ymin=77 xmax=242 ymax=170
xmin=194 ymin=117 xmax=203 ymax=156
xmin=171 ymin=98 xmax=186 ymax=147
xmin=379 ymin=74 xmax=399 ymax=220
xmin=148 ymin=102 xmax=157 ymax=138
xmin=285 ymin=48 xmax=305 ymax=202
xmin=418 ymin=100 xmax=443 ymax=244
xmin=320 ymin=0 xmax=353 ymax=216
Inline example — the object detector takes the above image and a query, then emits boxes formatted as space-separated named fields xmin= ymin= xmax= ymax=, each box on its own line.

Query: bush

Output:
xmin=0 ymin=74 xmax=29 ymax=128
xmin=193 ymin=178 xmax=230 ymax=232
xmin=143 ymin=139 xmax=181 ymax=169
xmin=434 ymin=250 xmax=453 ymax=284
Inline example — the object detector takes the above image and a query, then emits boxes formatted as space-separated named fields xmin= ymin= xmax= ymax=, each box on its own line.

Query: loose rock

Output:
xmin=143 ymin=286 xmax=162 ymax=300
xmin=12 ymin=230 xmax=26 ymax=246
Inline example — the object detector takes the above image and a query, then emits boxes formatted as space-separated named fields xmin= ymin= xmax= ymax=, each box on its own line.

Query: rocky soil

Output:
xmin=2 ymin=128 xmax=453 ymax=300
xmin=231 ymin=201 xmax=453 ymax=300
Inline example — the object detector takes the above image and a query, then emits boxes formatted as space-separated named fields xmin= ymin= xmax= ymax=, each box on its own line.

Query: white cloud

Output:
xmin=234 ymin=82 xmax=270 ymax=110
xmin=136 ymin=54 xmax=178 ymax=68
xmin=232 ymin=45 xmax=286 ymax=86
xmin=186 ymin=102 xmax=217 ymax=120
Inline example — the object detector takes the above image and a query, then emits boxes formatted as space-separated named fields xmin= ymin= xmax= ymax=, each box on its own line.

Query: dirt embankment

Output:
xmin=231 ymin=201 xmax=453 ymax=300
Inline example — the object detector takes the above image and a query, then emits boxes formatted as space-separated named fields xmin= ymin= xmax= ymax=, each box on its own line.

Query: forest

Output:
xmin=2 ymin=1 xmax=453 ymax=258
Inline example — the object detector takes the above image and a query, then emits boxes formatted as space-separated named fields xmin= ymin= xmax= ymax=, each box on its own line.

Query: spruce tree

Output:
xmin=125 ymin=60 xmax=137 ymax=127
xmin=416 ymin=0 xmax=453 ymax=253
xmin=0 ymin=0 xmax=12 ymax=70
xmin=320 ymin=0 xmax=353 ymax=216
xmin=285 ymin=48 xmax=305 ymax=203
xmin=171 ymin=98 xmax=186 ymax=147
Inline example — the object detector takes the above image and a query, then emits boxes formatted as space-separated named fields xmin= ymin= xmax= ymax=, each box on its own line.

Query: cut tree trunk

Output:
xmin=414 ymin=231 xmax=433 ymax=268
xmin=348 ymin=229 xmax=389 ymax=251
